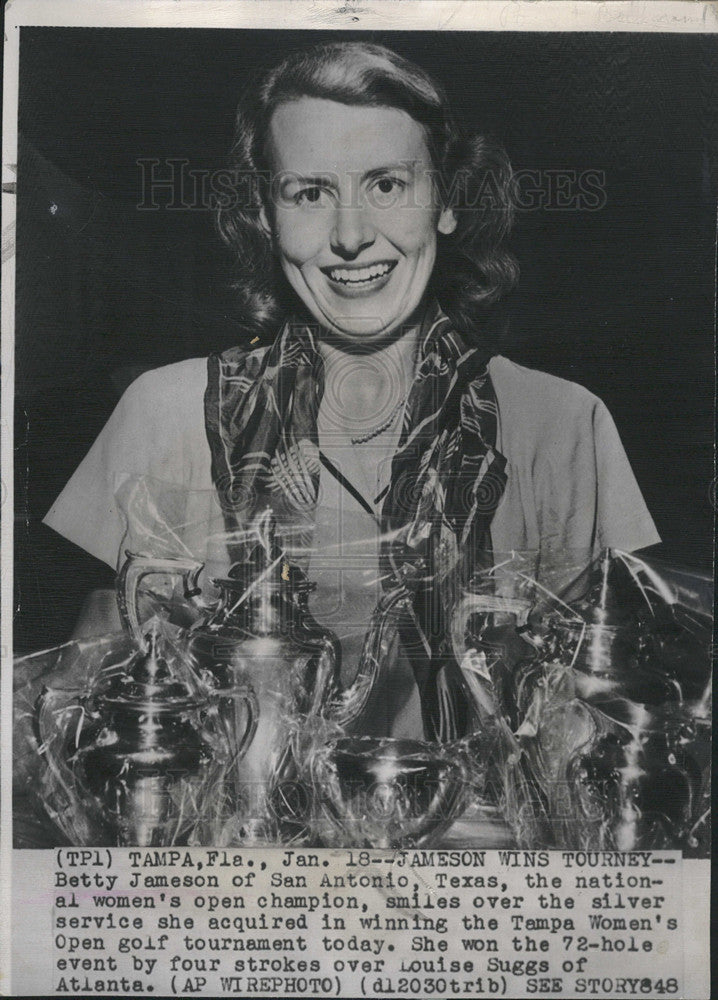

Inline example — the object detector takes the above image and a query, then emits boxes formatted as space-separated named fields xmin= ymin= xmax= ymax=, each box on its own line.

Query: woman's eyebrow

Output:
xmin=277 ymin=163 xmax=416 ymax=195
xmin=363 ymin=163 xmax=416 ymax=181
xmin=281 ymin=173 xmax=338 ymax=189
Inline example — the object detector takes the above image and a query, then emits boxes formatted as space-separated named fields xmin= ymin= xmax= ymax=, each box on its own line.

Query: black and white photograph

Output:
xmin=3 ymin=1 xmax=715 ymax=996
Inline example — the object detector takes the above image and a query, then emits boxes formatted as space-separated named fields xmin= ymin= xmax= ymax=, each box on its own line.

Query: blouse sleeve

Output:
xmin=591 ymin=398 xmax=661 ymax=552
xmin=531 ymin=390 xmax=661 ymax=556
xmin=489 ymin=356 xmax=660 ymax=556
xmin=43 ymin=360 xmax=209 ymax=569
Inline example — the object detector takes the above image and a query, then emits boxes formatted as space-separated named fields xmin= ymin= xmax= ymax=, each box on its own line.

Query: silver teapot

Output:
xmin=449 ymin=550 xmax=710 ymax=851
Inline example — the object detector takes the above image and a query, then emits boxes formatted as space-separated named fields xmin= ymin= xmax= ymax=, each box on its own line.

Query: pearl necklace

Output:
xmin=350 ymin=396 xmax=406 ymax=445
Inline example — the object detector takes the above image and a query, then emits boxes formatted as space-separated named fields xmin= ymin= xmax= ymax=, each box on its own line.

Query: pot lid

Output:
xmin=98 ymin=628 xmax=200 ymax=713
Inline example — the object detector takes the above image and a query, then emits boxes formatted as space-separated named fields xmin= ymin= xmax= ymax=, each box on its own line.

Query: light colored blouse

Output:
xmin=44 ymin=352 xmax=660 ymax=568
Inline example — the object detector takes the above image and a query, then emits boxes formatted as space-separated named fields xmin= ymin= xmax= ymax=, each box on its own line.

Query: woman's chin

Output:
xmin=320 ymin=315 xmax=406 ymax=345
xmin=310 ymin=290 xmax=423 ymax=344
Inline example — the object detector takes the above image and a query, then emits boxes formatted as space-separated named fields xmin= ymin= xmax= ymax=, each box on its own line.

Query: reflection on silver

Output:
xmin=311 ymin=736 xmax=468 ymax=849
xmin=69 ymin=623 xmax=213 ymax=846
xmin=119 ymin=509 xmax=407 ymax=842
xmin=462 ymin=549 xmax=712 ymax=852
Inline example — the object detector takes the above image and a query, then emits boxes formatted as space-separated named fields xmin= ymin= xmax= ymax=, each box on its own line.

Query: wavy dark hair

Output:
xmin=217 ymin=41 xmax=519 ymax=345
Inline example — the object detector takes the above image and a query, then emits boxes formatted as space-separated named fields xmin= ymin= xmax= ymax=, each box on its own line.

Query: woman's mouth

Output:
xmin=321 ymin=259 xmax=397 ymax=293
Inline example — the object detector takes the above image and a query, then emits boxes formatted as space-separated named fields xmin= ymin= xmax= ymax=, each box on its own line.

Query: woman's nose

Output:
xmin=330 ymin=203 xmax=375 ymax=259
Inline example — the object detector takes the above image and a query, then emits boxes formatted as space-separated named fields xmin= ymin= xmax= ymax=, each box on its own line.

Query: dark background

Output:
xmin=14 ymin=28 xmax=716 ymax=652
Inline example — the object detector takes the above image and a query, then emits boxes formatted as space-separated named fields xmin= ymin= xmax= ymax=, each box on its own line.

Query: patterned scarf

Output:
xmin=205 ymin=301 xmax=507 ymax=741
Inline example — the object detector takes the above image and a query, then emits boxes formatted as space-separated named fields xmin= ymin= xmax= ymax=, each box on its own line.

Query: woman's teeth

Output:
xmin=329 ymin=262 xmax=393 ymax=284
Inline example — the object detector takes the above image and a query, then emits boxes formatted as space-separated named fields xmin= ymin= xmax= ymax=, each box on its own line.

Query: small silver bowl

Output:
xmin=311 ymin=736 xmax=468 ymax=848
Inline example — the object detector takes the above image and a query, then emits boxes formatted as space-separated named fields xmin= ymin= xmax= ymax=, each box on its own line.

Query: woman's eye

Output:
xmin=296 ymin=186 xmax=324 ymax=205
xmin=369 ymin=176 xmax=406 ymax=204
xmin=377 ymin=177 xmax=399 ymax=194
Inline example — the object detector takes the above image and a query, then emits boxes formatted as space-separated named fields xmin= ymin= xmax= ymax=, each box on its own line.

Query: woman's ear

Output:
xmin=437 ymin=206 xmax=457 ymax=235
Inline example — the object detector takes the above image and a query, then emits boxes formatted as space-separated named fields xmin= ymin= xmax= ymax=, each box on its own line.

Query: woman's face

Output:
xmin=263 ymin=97 xmax=456 ymax=345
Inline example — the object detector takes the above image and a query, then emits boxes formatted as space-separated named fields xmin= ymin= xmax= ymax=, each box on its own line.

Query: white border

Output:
xmin=2 ymin=2 xmax=715 ymax=996
xmin=2 ymin=0 xmax=717 ymax=32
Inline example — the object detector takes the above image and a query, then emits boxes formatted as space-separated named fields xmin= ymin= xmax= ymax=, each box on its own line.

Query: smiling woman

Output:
xmin=43 ymin=41 xmax=660 ymax=741
xmin=218 ymin=41 xmax=517 ymax=343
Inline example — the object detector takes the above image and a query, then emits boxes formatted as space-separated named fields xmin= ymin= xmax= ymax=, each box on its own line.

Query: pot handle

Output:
xmin=116 ymin=551 xmax=205 ymax=647
xmin=326 ymin=587 xmax=414 ymax=729
xmin=205 ymin=684 xmax=259 ymax=766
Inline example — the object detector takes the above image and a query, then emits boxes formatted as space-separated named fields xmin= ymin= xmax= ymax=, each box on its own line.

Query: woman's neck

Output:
xmin=318 ymin=326 xmax=421 ymax=426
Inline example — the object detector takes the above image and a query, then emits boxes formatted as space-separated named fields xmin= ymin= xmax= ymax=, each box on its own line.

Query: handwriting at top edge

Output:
xmin=497 ymin=2 xmax=714 ymax=29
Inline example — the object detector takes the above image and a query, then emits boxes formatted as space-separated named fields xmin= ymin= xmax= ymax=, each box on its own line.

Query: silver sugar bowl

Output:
xmin=71 ymin=628 xmax=213 ymax=846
